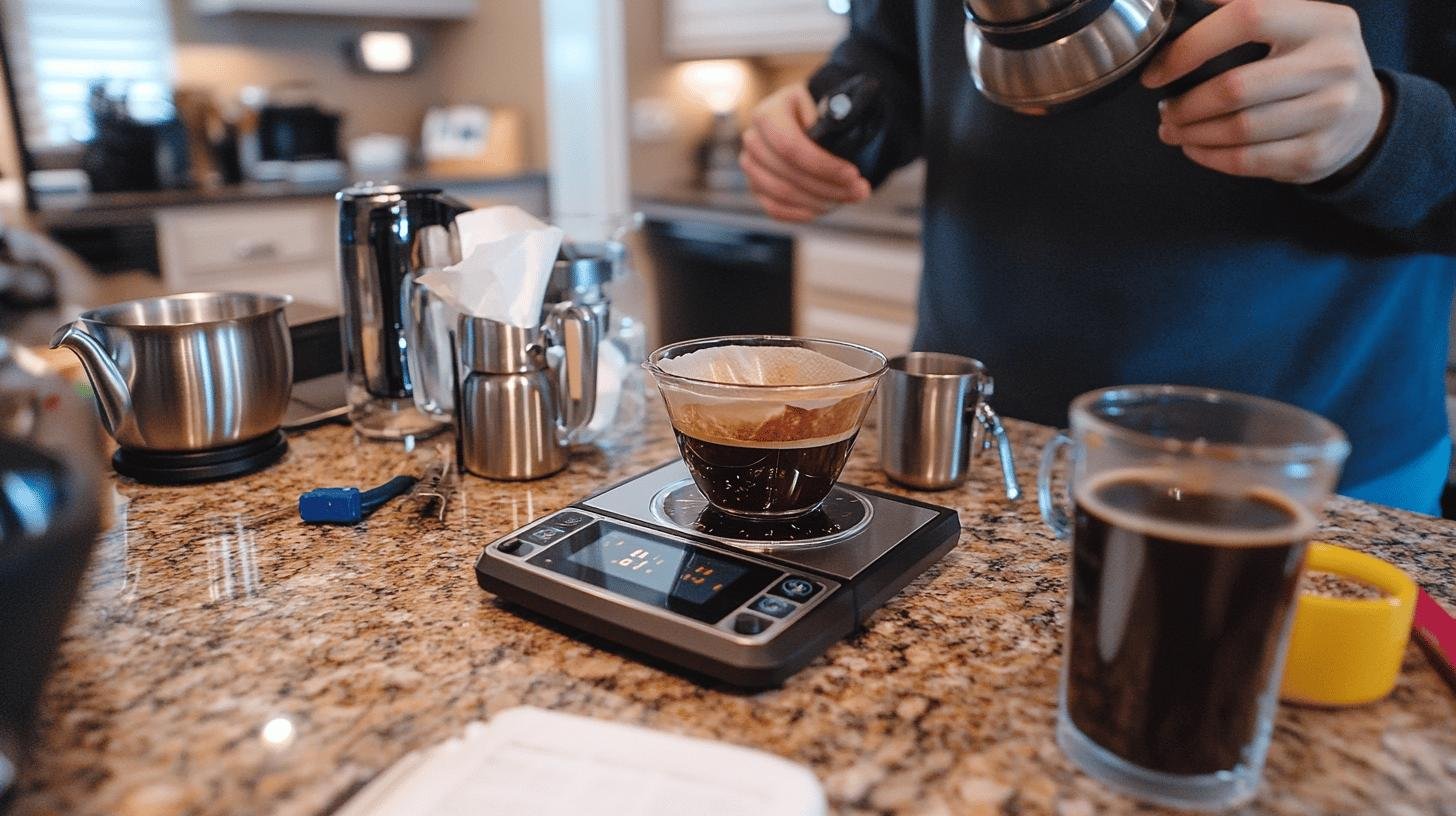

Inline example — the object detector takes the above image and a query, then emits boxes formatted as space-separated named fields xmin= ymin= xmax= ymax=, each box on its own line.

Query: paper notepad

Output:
xmin=336 ymin=707 xmax=826 ymax=816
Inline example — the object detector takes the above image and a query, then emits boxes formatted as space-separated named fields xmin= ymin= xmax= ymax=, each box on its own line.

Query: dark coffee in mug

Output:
xmin=666 ymin=394 xmax=872 ymax=518
xmin=1064 ymin=470 xmax=1313 ymax=775
xmin=674 ymin=430 xmax=858 ymax=517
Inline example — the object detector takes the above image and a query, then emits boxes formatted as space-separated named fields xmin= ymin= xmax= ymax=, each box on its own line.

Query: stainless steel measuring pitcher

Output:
xmin=415 ymin=305 xmax=598 ymax=480
xmin=878 ymin=351 xmax=1020 ymax=498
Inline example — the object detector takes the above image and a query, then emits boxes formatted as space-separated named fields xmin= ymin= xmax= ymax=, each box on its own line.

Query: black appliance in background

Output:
xmin=0 ymin=341 xmax=106 ymax=805
xmin=643 ymin=218 xmax=794 ymax=347
xmin=0 ymin=440 xmax=101 ymax=805
xmin=77 ymin=82 xmax=192 ymax=193
xmin=257 ymin=104 xmax=342 ymax=162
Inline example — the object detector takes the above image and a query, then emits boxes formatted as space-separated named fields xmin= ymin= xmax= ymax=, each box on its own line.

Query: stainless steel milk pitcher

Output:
xmin=416 ymin=305 xmax=598 ymax=480
xmin=879 ymin=352 xmax=1020 ymax=498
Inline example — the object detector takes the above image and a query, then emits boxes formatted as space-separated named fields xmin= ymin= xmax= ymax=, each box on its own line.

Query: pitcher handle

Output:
xmin=545 ymin=303 xmax=599 ymax=443
xmin=1038 ymin=431 xmax=1076 ymax=539
xmin=974 ymin=401 xmax=1021 ymax=501
xmin=404 ymin=278 xmax=452 ymax=418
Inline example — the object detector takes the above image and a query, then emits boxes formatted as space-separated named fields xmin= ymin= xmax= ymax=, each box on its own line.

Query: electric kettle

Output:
xmin=964 ymin=0 xmax=1269 ymax=115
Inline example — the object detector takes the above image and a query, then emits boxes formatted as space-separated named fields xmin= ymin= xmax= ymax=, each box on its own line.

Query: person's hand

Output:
xmin=740 ymin=83 xmax=871 ymax=222
xmin=1142 ymin=0 xmax=1388 ymax=185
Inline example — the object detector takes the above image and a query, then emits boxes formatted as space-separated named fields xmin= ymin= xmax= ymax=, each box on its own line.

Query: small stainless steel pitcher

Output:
xmin=427 ymin=306 xmax=598 ymax=480
xmin=878 ymin=352 xmax=1020 ymax=498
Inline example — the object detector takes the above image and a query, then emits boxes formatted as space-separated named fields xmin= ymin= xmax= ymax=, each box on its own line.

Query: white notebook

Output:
xmin=336 ymin=707 xmax=826 ymax=816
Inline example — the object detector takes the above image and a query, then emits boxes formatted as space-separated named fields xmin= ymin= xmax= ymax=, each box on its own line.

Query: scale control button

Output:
xmin=524 ymin=525 xmax=568 ymax=546
xmin=771 ymin=576 xmax=821 ymax=601
xmin=497 ymin=539 xmax=533 ymax=556
xmin=733 ymin=613 xmax=772 ymax=635
xmin=553 ymin=511 xmax=592 ymax=528
xmin=750 ymin=595 xmax=797 ymax=619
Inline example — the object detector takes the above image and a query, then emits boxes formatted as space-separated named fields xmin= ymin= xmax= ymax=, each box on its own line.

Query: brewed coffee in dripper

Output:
xmin=644 ymin=336 xmax=887 ymax=519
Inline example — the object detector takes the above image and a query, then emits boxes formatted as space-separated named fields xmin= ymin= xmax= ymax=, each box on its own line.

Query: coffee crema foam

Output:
xmin=1073 ymin=467 xmax=1317 ymax=548
xmin=667 ymin=395 xmax=869 ymax=448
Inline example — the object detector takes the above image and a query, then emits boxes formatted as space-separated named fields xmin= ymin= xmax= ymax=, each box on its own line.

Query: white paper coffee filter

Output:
xmin=656 ymin=344 xmax=871 ymax=409
xmin=415 ymin=205 xmax=564 ymax=328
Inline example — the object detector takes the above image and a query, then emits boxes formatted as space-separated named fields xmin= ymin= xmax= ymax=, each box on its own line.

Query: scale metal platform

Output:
xmin=475 ymin=461 xmax=961 ymax=687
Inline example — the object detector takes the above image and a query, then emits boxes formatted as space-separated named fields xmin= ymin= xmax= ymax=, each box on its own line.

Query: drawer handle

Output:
xmin=232 ymin=239 xmax=280 ymax=261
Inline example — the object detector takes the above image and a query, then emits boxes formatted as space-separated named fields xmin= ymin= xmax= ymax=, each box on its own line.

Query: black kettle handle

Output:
xmin=1157 ymin=0 xmax=1272 ymax=99
xmin=806 ymin=74 xmax=885 ymax=161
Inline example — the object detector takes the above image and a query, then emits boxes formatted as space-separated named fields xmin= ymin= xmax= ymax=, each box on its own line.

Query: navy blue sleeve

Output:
xmin=807 ymin=0 xmax=923 ymax=185
xmin=1302 ymin=68 xmax=1456 ymax=254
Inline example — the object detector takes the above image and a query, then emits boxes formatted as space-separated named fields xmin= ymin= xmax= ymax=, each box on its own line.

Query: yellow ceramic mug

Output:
xmin=1280 ymin=542 xmax=1417 ymax=707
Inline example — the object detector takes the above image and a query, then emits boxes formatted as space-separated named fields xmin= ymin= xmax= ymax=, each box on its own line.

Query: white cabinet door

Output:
xmin=193 ymin=0 xmax=476 ymax=19
xmin=795 ymin=231 xmax=921 ymax=356
xmin=665 ymin=0 xmax=848 ymax=58
xmin=156 ymin=200 xmax=341 ymax=309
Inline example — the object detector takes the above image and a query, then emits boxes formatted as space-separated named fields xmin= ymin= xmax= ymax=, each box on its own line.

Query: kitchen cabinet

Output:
xmin=192 ymin=0 xmax=476 ymax=19
xmin=794 ymin=231 xmax=920 ymax=355
xmin=665 ymin=0 xmax=848 ymax=58
xmin=155 ymin=200 xmax=340 ymax=309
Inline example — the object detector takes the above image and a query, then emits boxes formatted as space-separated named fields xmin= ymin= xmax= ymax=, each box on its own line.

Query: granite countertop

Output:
xmin=10 ymin=411 xmax=1456 ymax=816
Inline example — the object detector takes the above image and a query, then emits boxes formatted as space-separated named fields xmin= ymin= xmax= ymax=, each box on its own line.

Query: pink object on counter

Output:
xmin=1414 ymin=589 xmax=1456 ymax=692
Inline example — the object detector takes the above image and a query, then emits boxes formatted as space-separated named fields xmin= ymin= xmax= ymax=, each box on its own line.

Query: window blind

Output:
xmin=2 ymin=0 xmax=175 ymax=149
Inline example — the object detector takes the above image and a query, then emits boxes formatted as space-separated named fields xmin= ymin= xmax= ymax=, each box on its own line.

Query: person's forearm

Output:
xmin=1301 ymin=69 xmax=1456 ymax=254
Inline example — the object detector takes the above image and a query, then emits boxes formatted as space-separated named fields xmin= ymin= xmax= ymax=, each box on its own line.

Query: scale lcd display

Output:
xmin=531 ymin=521 xmax=779 ymax=623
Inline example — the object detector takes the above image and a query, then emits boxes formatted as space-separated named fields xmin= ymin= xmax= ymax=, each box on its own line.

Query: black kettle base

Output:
xmin=112 ymin=431 xmax=288 ymax=485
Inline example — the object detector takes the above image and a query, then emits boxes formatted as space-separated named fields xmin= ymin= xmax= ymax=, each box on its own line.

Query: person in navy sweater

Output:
xmin=741 ymin=0 xmax=1456 ymax=514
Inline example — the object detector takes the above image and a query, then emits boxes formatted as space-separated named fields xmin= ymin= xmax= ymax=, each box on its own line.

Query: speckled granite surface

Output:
xmin=10 ymin=410 xmax=1456 ymax=816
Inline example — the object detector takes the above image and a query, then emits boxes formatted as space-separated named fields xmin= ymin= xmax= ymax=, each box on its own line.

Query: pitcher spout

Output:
xmin=50 ymin=321 xmax=132 ymax=440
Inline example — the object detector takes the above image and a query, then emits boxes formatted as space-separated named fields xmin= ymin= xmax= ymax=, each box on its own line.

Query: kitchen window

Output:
xmin=1 ymin=0 xmax=176 ymax=148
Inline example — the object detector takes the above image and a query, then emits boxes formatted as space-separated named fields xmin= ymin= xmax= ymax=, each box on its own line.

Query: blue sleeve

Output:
xmin=1302 ymin=69 xmax=1456 ymax=254
xmin=807 ymin=0 xmax=923 ymax=185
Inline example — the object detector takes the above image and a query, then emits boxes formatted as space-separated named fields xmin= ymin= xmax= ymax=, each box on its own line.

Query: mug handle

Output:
xmin=405 ymin=279 xmax=451 ymax=418
xmin=974 ymin=402 xmax=1021 ymax=501
xmin=1037 ymin=431 xmax=1075 ymax=538
xmin=544 ymin=302 xmax=599 ymax=444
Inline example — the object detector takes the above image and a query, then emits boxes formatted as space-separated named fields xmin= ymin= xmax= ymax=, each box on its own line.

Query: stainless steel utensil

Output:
xmin=411 ymin=235 xmax=622 ymax=418
xmin=546 ymin=241 xmax=621 ymax=335
xmin=964 ymin=0 xmax=1269 ymax=115
xmin=451 ymin=305 xmax=598 ymax=480
xmin=878 ymin=352 xmax=1020 ymax=498
xmin=50 ymin=291 xmax=293 ymax=452
xmin=336 ymin=184 xmax=467 ymax=440
xmin=407 ymin=444 xmax=455 ymax=520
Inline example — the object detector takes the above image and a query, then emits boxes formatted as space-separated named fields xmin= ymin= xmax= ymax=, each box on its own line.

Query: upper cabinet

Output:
xmin=665 ymin=0 xmax=849 ymax=58
xmin=192 ymin=0 xmax=476 ymax=19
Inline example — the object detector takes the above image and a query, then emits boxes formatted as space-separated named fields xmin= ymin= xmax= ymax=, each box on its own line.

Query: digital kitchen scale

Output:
xmin=475 ymin=461 xmax=961 ymax=687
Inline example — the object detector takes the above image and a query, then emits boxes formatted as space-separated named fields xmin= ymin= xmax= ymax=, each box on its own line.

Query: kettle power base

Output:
xmin=112 ymin=430 xmax=288 ymax=485
xmin=475 ymin=461 xmax=961 ymax=687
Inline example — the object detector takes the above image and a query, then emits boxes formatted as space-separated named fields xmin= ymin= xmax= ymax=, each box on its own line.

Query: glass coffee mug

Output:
xmin=645 ymin=336 xmax=886 ymax=519
xmin=1038 ymin=385 xmax=1349 ymax=810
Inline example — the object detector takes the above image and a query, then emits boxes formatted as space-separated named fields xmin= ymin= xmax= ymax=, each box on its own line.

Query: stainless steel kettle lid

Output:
xmin=964 ymin=0 xmax=1176 ymax=114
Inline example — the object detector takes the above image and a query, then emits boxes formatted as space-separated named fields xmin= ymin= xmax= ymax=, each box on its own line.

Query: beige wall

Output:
xmin=430 ymin=1 xmax=548 ymax=169
xmin=623 ymin=5 xmax=823 ymax=194
xmin=174 ymin=1 xmax=548 ymax=168
xmin=169 ymin=1 xmax=448 ymax=145
xmin=3 ymin=2 xmax=549 ymax=176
